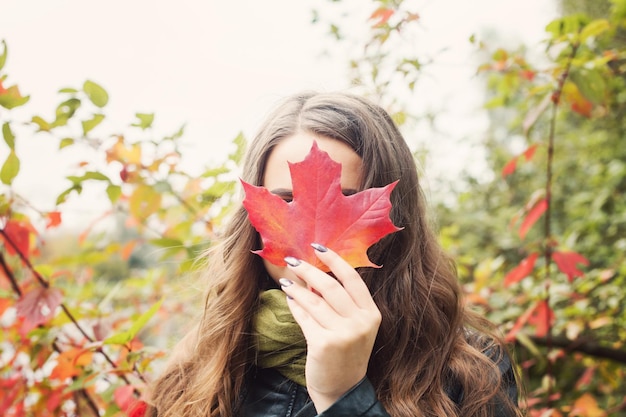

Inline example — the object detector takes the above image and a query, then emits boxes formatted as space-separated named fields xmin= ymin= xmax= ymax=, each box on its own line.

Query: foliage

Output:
xmin=317 ymin=0 xmax=626 ymax=415
xmin=444 ymin=3 xmax=626 ymax=417
xmin=0 ymin=39 xmax=245 ymax=416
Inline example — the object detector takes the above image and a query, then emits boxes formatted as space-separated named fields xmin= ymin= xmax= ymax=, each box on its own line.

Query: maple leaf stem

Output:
xmin=543 ymin=38 xmax=580 ymax=408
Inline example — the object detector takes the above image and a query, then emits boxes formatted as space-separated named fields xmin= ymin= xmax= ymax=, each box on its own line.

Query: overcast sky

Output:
xmin=1 ymin=0 xmax=557 ymax=225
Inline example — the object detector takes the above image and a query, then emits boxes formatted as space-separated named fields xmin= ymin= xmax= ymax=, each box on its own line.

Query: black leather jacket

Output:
xmin=237 ymin=352 xmax=518 ymax=417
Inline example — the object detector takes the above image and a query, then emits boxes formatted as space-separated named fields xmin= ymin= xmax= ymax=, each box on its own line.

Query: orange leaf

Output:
xmin=46 ymin=211 xmax=62 ymax=229
xmin=519 ymin=198 xmax=548 ymax=239
xmin=370 ymin=7 xmax=394 ymax=27
xmin=16 ymin=286 xmax=63 ymax=335
xmin=571 ymin=100 xmax=593 ymax=117
xmin=502 ymin=157 xmax=517 ymax=178
xmin=242 ymin=142 xmax=402 ymax=271
xmin=552 ymin=251 xmax=589 ymax=282
xmin=121 ymin=240 xmax=137 ymax=261
xmin=504 ymin=252 xmax=538 ymax=287
xmin=50 ymin=347 xmax=93 ymax=380
xmin=571 ymin=393 xmax=604 ymax=417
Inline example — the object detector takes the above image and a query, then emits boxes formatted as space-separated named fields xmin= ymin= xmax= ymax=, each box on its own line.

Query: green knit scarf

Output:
xmin=253 ymin=289 xmax=307 ymax=386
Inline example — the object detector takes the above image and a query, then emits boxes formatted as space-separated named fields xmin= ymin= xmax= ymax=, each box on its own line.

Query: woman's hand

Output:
xmin=279 ymin=243 xmax=382 ymax=413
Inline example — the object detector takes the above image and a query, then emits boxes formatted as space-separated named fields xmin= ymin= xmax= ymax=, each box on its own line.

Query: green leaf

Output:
xmin=165 ymin=123 xmax=186 ymax=140
xmin=104 ymin=298 xmax=163 ymax=345
xmin=81 ymin=113 xmax=105 ymax=135
xmin=580 ymin=19 xmax=611 ymax=41
xmin=2 ymin=122 xmax=15 ymax=149
xmin=53 ymin=98 xmax=81 ymax=127
xmin=106 ymin=184 xmax=122 ymax=204
xmin=59 ymin=138 xmax=74 ymax=149
xmin=83 ymin=80 xmax=109 ymax=107
xmin=229 ymin=132 xmax=247 ymax=164
xmin=570 ymin=68 xmax=607 ymax=104
xmin=56 ymin=184 xmax=83 ymax=205
xmin=58 ymin=87 xmax=78 ymax=94
xmin=0 ymin=85 xmax=30 ymax=109
xmin=132 ymin=113 xmax=154 ymax=130
xmin=1 ymin=150 xmax=19 ymax=185
xmin=67 ymin=171 xmax=110 ymax=184
xmin=31 ymin=116 xmax=51 ymax=132
xmin=129 ymin=184 xmax=162 ymax=218
xmin=0 ymin=40 xmax=6 ymax=71
xmin=149 ymin=237 xmax=184 ymax=248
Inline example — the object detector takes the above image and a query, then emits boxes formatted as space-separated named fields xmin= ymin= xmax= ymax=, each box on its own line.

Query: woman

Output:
xmin=147 ymin=92 xmax=522 ymax=416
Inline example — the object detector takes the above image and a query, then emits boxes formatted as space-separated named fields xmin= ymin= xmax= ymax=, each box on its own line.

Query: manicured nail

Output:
xmin=284 ymin=256 xmax=301 ymax=267
xmin=279 ymin=278 xmax=294 ymax=287
xmin=310 ymin=243 xmax=328 ymax=253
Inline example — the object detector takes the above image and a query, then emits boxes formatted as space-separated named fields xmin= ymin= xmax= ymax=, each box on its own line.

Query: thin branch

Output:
xmin=0 ymin=251 xmax=22 ymax=296
xmin=526 ymin=334 xmax=626 ymax=364
xmin=543 ymin=39 xmax=580 ymax=406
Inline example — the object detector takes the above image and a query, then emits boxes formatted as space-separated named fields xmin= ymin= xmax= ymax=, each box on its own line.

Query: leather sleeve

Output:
xmin=294 ymin=377 xmax=391 ymax=417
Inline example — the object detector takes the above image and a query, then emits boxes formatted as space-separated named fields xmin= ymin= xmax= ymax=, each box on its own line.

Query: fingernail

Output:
xmin=310 ymin=243 xmax=328 ymax=253
xmin=279 ymin=278 xmax=294 ymax=287
xmin=284 ymin=256 xmax=301 ymax=267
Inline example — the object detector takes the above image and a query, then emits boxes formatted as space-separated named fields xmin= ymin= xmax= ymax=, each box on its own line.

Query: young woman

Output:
xmin=146 ymin=92 xmax=522 ymax=417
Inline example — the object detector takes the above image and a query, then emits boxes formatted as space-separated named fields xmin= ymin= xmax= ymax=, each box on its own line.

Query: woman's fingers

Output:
xmin=309 ymin=243 xmax=378 ymax=311
xmin=278 ymin=244 xmax=382 ymax=412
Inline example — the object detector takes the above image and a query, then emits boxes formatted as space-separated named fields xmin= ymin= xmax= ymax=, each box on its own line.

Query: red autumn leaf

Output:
xmin=15 ymin=286 xmax=63 ymax=335
xmin=46 ymin=211 xmax=62 ymax=229
xmin=370 ymin=7 xmax=394 ymax=27
xmin=552 ymin=250 xmax=589 ymax=282
xmin=519 ymin=198 xmax=548 ymax=239
xmin=115 ymin=385 xmax=148 ymax=417
xmin=504 ymin=252 xmax=538 ymax=287
xmin=527 ymin=299 xmax=555 ymax=338
xmin=523 ymin=144 xmax=538 ymax=161
xmin=1 ymin=220 xmax=31 ymax=257
xmin=501 ymin=157 xmax=517 ymax=178
xmin=505 ymin=302 xmax=536 ymax=342
xmin=242 ymin=142 xmax=402 ymax=271
xmin=519 ymin=69 xmax=536 ymax=81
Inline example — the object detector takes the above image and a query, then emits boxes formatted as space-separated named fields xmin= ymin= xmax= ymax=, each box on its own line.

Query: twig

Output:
xmin=544 ymin=39 xmax=580 ymax=406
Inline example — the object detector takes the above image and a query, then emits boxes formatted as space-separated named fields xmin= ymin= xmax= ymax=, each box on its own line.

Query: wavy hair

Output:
xmin=147 ymin=92 xmax=522 ymax=417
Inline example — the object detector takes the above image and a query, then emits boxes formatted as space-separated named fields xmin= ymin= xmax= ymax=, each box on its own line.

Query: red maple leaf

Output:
xmin=242 ymin=142 xmax=402 ymax=271
xmin=1 ymin=220 xmax=32 ymax=257
xmin=504 ymin=252 xmax=538 ymax=287
xmin=15 ymin=286 xmax=63 ymax=335
xmin=552 ymin=250 xmax=589 ymax=282
xmin=114 ymin=385 xmax=148 ymax=417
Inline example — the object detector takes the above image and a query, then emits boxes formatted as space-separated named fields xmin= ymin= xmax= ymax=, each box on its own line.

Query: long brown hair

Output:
xmin=147 ymin=92 xmax=522 ymax=416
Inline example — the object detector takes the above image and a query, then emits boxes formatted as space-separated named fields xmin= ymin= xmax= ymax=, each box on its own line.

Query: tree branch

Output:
xmin=525 ymin=334 xmax=626 ymax=364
